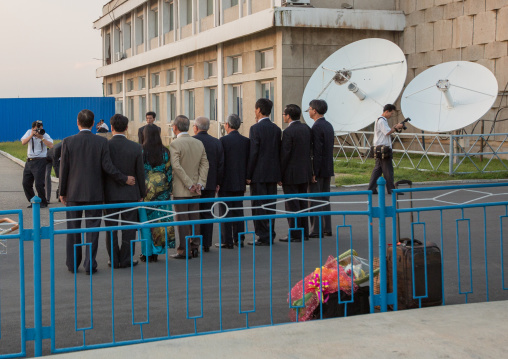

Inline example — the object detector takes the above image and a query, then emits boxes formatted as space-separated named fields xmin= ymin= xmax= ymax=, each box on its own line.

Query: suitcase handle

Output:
xmin=400 ymin=238 xmax=422 ymax=247
xmin=395 ymin=179 xmax=413 ymax=187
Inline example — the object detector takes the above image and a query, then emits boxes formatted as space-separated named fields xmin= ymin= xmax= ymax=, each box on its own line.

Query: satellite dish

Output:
xmin=401 ymin=61 xmax=498 ymax=132
xmin=301 ymin=39 xmax=407 ymax=133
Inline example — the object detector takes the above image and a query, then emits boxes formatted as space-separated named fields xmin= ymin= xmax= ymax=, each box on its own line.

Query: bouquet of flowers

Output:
xmin=288 ymin=250 xmax=379 ymax=322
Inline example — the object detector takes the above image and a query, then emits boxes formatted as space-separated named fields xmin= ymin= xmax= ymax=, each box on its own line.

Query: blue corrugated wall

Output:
xmin=0 ymin=97 xmax=115 ymax=141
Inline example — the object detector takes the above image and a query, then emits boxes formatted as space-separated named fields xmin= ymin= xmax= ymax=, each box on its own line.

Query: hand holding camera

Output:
xmin=395 ymin=117 xmax=411 ymax=133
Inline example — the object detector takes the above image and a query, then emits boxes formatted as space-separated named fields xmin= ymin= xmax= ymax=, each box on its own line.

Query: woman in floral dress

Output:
xmin=139 ymin=124 xmax=175 ymax=262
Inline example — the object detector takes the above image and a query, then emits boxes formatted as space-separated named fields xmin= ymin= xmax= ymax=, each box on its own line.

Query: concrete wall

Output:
xmin=397 ymin=0 xmax=508 ymax=133
xmin=311 ymin=0 xmax=396 ymax=10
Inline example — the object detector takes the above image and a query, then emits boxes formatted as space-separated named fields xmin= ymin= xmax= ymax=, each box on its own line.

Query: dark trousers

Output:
xmin=250 ymin=182 xmax=277 ymax=243
xmin=282 ymin=183 xmax=309 ymax=239
xmin=368 ymin=157 xmax=395 ymax=194
xmin=45 ymin=160 xmax=52 ymax=202
xmin=22 ymin=158 xmax=48 ymax=204
xmin=65 ymin=201 xmax=102 ymax=272
xmin=199 ymin=190 xmax=216 ymax=249
xmin=218 ymin=190 xmax=245 ymax=246
xmin=104 ymin=203 xmax=138 ymax=268
xmin=174 ymin=198 xmax=201 ymax=256
xmin=308 ymin=177 xmax=332 ymax=235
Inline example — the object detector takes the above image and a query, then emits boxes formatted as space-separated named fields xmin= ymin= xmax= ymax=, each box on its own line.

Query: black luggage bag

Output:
xmin=387 ymin=180 xmax=443 ymax=309
xmin=311 ymin=286 xmax=370 ymax=319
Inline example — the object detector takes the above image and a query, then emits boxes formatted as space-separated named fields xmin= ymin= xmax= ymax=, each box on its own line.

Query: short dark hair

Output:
xmin=309 ymin=99 xmax=328 ymax=115
xmin=31 ymin=121 xmax=38 ymax=128
xmin=110 ymin=114 xmax=128 ymax=132
xmin=226 ymin=114 xmax=242 ymax=130
xmin=173 ymin=115 xmax=190 ymax=132
xmin=383 ymin=104 xmax=397 ymax=112
xmin=78 ymin=109 xmax=94 ymax=128
xmin=146 ymin=111 xmax=156 ymax=119
xmin=255 ymin=98 xmax=273 ymax=117
xmin=284 ymin=104 xmax=301 ymax=122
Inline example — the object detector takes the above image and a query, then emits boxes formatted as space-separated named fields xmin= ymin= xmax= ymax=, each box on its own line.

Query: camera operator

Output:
xmin=21 ymin=121 xmax=54 ymax=208
xmin=367 ymin=104 xmax=403 ymax=195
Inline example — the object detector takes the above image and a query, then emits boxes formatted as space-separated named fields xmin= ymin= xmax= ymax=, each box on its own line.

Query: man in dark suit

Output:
xmin=215 ymin=114 xmax=250 ymax=249
xmin=246 ymin=98 xmax=282 ymax=246
xmin=193 ymin=116 xmax=224 ymax=252
xmin=138 ymin=111 xmax=161 ymax=144
xmin=279 ymin=104 xmax=312 ymax=243
xmin=307 ymin=99 xmax=335 ymax=238
xmin=59 ymin=109 xmax=136 ymax=274
xmin=104 ymin=114 xmax=146 ymax=268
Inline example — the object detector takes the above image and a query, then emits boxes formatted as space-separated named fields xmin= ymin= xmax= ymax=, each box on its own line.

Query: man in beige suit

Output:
xmin=170 ymin=115 xmax=209 ymax=259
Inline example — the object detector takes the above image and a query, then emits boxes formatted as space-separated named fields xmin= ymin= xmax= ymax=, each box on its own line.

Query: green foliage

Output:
xmin=0 ymin=140 xmax=61 ymax=177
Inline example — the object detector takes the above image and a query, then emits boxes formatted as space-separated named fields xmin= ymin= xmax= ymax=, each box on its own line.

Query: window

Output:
xmin=204 ymin=61 xmax=217 ymax=79
xmin=154 ymin=9 xmax=159 ymax=37
xmin=151 ymin=73 xmax=160 ymax=88
xmin=261 ymin=81 xmax=275 ymax=122
xmin=231 ymin=0 xmax=238 ymax=6
xmin=124 ymin=19 xmax=131 ymax=50
xmin=232 ymin=56 xmax=242 ymax=74
xmin=107 ymin=83 xmax=113 ymax=95
xmin=185 ymin=66 xmax=194 ymax=82
xmin=139 ymin=76 xmax=146 ymax=90
xmin=116 ymin=81 xmax=123 ymax=94
xmin=207 ymin=0 xmax=214 ymax=16
xmin=115 ymin=100 xmax=123 ymax=115
xmin=135 ymin=10 xmax=144 ymax=45
xmin=139 ymin=96 xmax=147 ymax=122
xmin=127 ymin=78 xmax=134 ymax=92
xmin=167 ymin=92 xmax=176 ymax=123
xmin=209 ymin=88 xmax=217 ymax=122
xmin=128 ymin=97 xmax=135 ymax=120
xmin=152 ymin=94 xmax=160 ymax=118
xmin=186 ymin=0 xmax=192 ymax=25
xmin=260 ymin=49 xmax=274 ymax=70
xmin=167 ymin=69 xmax=176 ymax=85
xmin=232 ymin=85 xmax=242 ymax=116
xmin=185 ymin=90 xmax=195 ymax=120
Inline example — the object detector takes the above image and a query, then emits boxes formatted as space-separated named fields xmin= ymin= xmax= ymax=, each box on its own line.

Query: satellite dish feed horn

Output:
xmin=348 ymin=82 xmax=366 ymax=101
xmin=436 ymin=80 xmax=454 ymax=109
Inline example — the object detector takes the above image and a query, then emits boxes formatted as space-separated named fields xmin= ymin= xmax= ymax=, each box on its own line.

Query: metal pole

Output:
xmin=449 ymin=134 xmax=454 ymax=175
xmin=31 ymin=196 xmax=43 ymax=356
xmin=377 ymin=177 xmax=387 ymax=312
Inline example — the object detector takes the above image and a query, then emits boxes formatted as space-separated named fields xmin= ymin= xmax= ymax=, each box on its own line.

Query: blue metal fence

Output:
xmin=1 ymin=179 xmax=508 ymax=357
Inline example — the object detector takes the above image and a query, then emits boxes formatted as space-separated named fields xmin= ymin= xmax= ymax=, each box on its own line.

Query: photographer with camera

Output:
xmin=367 ymin=104 xmax=403 ymax=195
xmin=21 ymin=120 xmax=54 ymax=208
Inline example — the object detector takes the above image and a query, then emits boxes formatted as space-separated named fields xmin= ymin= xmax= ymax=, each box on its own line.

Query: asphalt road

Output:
xmin=1 ymin=153 xmax=508 ymax=357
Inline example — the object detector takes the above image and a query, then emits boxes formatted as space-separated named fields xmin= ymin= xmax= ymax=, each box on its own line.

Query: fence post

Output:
xmin=31 ymin=196 xmax=43 ymax=357
xmin=449 ymin=134 xmax=454 ymax=175
xmin=376 ymin=177 xmax=388 ymax=312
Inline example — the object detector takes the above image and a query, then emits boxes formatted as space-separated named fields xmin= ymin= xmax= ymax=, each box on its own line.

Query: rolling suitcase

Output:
xmin=387 ymin=180 xmax=443 ymax=309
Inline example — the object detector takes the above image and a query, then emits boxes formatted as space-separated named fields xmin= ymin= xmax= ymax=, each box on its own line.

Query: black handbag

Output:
xmin=370 ymin=145 xmax=392 ymax=159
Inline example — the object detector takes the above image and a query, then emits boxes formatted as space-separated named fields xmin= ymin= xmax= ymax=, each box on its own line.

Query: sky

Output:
xmin=0 ymin=1 xmax=108 ymax=98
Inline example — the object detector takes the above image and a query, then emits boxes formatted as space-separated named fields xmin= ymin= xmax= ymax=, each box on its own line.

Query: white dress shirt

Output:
xmin=21 ymin=130 xmax=53 ymax=159
xmin=373 ymin=116 xmax=392 ymax=148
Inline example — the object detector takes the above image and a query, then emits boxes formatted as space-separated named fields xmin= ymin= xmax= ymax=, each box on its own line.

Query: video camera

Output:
xmin=35 ymin=120 xmax=45 ymax=136
xmin=395 ymin=117 xmax=411 ymax=133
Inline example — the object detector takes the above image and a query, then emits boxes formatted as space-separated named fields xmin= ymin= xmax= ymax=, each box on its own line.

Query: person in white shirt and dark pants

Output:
xmin=21 ymin=121 xmax=54 ymax=208
xmin=368 ymin=104 xmax=403 ymax=195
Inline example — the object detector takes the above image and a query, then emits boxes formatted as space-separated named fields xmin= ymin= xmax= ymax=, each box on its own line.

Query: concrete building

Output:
xmin=93 ymin=0 xmax=508 ymax=143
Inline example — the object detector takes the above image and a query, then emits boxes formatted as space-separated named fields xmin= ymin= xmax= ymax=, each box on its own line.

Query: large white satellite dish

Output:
xmin=401 ymin=61 xmax=498 ymax=132
xmin=302 ymin=39 xmax=407 ymax=133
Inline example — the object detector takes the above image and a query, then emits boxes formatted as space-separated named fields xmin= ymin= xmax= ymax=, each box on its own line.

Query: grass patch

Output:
xmin=0 ymin=140 xmax=61 ymax=176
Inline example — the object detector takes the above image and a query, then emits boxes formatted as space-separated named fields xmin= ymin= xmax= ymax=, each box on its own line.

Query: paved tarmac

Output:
xmin=1 ymin=151 xmax=508 ymax=357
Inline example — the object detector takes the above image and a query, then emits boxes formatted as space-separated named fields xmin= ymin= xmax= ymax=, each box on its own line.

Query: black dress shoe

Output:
xmin=304 ymin=237 xmax=309 ymax=241
xmin=323 ymin=232 xmax=332 ymax=237
xmin=139 ymin=254 xmax=146 ymax=262
xmin=68 ymin=267 xmax=78 ymax=274
xmin=27 ymin=204 xmax=32 ymax=208
xmin=107 ymin=260 xmax=120 ymax=269
xmin=234 ymin=242 xmax=245 ymax=248
xmin=86 ymin=268 xmax=97 ymax=275
xmin=203 ymin=246 xmax=210 ymax=252
xmin=40 ymin=202 xmax=48 ymax=208
xmin=280 ymin=236 xmax=302 ymax=243
xmin=247 ymin=240 xmax=270 ymax=246
xmin=215 ymin=243 xmax=234 ymax=249
xmin=121 ymin=260 xmax=139 ymax=268
xmin=171 ymin=253 xmax=191 ymax=260
xmin=309 ymin=233 xmax=320 ymax=238
xmin=192 ymin=249 xmax=199 ymax=258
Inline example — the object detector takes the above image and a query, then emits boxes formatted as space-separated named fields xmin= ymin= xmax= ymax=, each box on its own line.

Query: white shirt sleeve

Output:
xmin=43 ymin=133 xmax=53 ymax=144
xmin=21 ymin=129 xmax=32 ymax=141
xmin=378 ymin=117 xmax=391 ymax=136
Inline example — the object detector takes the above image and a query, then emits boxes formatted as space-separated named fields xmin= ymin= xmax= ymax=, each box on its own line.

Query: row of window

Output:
xmin=106 ymin=49 xmax=274 ymax=95
xmin=114 ymin=80 xmax=275 ymax=124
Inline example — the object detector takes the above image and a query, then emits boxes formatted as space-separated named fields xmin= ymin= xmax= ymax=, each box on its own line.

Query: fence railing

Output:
xmin=1 ymin=179 xmax=508 ymax=357
xmin=334 ymin=131 xmax=508 ymax=174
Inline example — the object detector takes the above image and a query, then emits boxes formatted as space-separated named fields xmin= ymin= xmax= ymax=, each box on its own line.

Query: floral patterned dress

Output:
xmin=139 ymin=150 xmax=176 ymax=256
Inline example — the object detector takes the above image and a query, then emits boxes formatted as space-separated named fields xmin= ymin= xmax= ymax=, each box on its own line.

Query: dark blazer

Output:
xmin=59 ymin=130 xmax=127 ymax=203
xmin=104 ymin=135 xmax=146 ymax=202
xmin=48 ymin=141 xmax=62 ymax=178
xmin=281 ymin=121 xmax=312 ymax=185
xmin=193 ymin=131 xmax=224 ymax=191
xmin=247 ymin=118 xmax=282 ymax=183
xmin=138 ymin=124 xmax=161 ymax=144
xmin=311 ymin=117 xmax=335 ymax=178
xmin=220 ymin=130 xmax=250 ymax=192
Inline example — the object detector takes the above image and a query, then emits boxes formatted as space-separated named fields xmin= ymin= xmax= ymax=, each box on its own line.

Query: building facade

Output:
xmin=94 ymin=0 xmax=508 ymax=142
